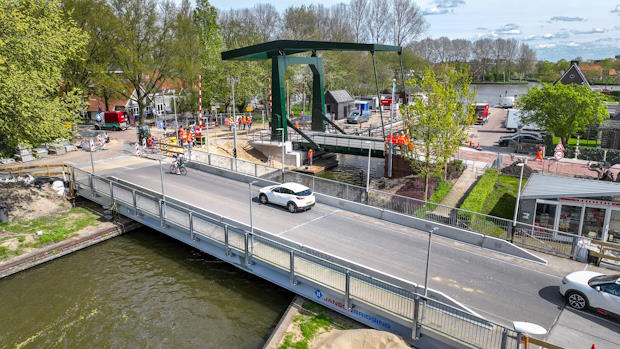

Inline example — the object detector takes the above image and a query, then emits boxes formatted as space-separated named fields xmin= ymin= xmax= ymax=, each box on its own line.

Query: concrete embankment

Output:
xmin=0 ymin=218 xmax=140 ymax=279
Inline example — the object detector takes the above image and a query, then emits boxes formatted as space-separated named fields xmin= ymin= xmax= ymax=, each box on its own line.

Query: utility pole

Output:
xmin=388 ymin=79 xmax=396 ymax=177
xmin=172 ymin=90 xmax=178 ymax=140
xmin=228 ymin=77 xmax=239 ymax=160
xmin=424 ymin=227 xmax=438 ymax=297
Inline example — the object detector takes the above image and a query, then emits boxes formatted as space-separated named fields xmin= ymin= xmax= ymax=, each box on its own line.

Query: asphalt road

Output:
xmin=101 ymin=162 xmax=578 ymax=330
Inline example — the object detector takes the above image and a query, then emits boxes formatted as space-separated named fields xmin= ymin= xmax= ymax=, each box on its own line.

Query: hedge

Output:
xmin=459 ymin=169 xmax=499 ymax=214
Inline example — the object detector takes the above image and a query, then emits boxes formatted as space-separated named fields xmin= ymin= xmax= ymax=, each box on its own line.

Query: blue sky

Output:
xmin=210 ymin=0 xmax=620 ymax=61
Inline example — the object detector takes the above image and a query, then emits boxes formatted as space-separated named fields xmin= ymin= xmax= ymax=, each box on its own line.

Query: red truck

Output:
xmin=473 ymin=103 xmax=489 ymax=124
xmin=96 ymin=111 xmax=128 ymax=131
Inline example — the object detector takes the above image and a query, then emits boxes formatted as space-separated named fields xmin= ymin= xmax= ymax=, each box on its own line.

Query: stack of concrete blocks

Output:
xmin=0 ymin=158 xmax=15 ymax=165
xmin=47 ymin=143 xmax=66 ymax=155
xmin=33 ymin=148 xmax=48 ymax=158
xmin=14 ymin=146 xmax=34 ymax=162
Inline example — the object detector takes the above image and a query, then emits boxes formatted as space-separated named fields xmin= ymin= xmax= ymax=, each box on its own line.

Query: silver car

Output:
xmin=346 ymin=110 xmax=370 ymax=124
xmin=559 ymin=271 xmax=620 ymax=316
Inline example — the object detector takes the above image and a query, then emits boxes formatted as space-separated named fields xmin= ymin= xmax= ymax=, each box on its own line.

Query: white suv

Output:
xmin=258 ymin=183 xmax=315 ymax=213
xmin=560 ymin=271 xmax=620 ymax=316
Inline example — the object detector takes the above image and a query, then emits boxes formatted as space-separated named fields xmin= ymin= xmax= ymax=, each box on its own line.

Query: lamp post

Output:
xmin=227 ymin=77 xmax=239 ymax=160
xmin=249 ymin=180 xmax=257 ymax=234
xmin=276 ymin=127 xmax=285 ymax=176
xmin=172 ymin=90 xmax=178 ymax=137
xmin=388 ymin=79 xmax=396 ymax=178
xmin=512 ymin=162 xmax=526 ymax=241
xmin=365 ymin=141 xmax=372 ymax=193
xmin=424 ymin=227 xmax=438 ymax=297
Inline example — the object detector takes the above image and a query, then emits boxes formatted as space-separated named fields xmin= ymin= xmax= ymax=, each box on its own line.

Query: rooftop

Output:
xmin=521 ymin=173 xmax=620 ymax=200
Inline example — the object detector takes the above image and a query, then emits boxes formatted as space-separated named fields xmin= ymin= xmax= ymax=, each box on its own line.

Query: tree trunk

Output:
xmin=444 ymin=162 xmax=448 ymax=181
xmin=424 ymin=172 xmax=429 ymax=201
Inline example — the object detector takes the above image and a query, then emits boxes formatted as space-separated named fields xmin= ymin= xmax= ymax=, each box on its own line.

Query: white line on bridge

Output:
xmin=276 ymin=209 xmax=342 ymax=236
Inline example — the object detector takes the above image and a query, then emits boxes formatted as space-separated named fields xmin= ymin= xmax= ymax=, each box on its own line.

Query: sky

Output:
xmin=210 ymin=0 xmax=620 ymax=62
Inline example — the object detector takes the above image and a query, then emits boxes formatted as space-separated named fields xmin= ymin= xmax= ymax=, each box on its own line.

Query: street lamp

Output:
xmin=388 ymin=79 xmax=396 ymax=177
xmin=227 ymin=77 xmax=239 ymax=160
xmin=365 ymin=141 xmax=372 ymax=193
xmin=249 ymin=180 xmax=257 ymax=234
xmin=423 ymin=227 xmax=438 ymax=297
xmin=512 ymin=162 xmax=526 ymax=241
xmin=276 ymin=127 xmax=285 ymax=176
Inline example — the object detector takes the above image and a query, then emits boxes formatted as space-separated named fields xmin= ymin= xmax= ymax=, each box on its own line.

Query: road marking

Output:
xmin=583 ymin=264 xmax=589 ymax=271
xmin=276 ymin=210 xmax=342 ymax=236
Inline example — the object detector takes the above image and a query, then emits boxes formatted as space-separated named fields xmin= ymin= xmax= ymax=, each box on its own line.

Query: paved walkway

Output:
xmin=546 ymin=307 xmax=620 ymax=349
xmin=439 ymin=166 xmax=478 ymax=208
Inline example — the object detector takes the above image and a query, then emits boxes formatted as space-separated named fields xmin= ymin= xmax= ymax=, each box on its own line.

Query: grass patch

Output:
xmin=458 ymin=170 xmax=527 ymax=237
xmin=0 ymin=207 xmax=99 ymax=249
xmin=413 ymin=179 xmax=454 ymax=218
xmin=552 ymin=136 xmax=599 ymax=147
xmin=278 ymin=301 xmax=349 ymax=349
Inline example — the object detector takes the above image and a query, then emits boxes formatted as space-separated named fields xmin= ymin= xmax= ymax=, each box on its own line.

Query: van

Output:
xmin=96 ymin=111 xmax=128 ymax=130
xmin=347 ymin=110 xmax=371 ymax=124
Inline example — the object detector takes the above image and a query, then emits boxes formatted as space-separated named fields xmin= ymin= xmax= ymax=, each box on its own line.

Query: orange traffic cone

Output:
xmin=469 ymin=140 xmax=472 ymax=148
xmin=477 ymin=142 xmax=481 ymax=151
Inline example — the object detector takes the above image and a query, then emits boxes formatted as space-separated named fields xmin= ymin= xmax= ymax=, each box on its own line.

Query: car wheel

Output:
xmin=566 ymin=291 xmax=588 ymax=310
xmin=287 ymin=202 xmax=297 ymax=213
xmin=259 ymin=194 xmax=268 ymax=204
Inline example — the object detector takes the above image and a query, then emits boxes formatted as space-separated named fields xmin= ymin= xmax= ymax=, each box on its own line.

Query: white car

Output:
xmin=258 ymin=183 xmax=315 ymax=213
xmin=559 ymin=271 xmax=620 ymax=316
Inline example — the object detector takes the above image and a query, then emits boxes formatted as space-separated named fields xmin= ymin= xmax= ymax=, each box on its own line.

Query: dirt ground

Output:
xmin=0 ymin=183 xmax=70 ymax=221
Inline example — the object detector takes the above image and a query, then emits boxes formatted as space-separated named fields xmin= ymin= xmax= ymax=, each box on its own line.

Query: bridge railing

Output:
xmin=72 ymin=166 xmax=522 ymax=349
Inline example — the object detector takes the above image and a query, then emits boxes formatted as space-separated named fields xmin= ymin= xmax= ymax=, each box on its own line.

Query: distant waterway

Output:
xmin=472 ymin=82 xmax=540 ymax=105
xmin=318 ymin=153 xmax=385 ymax=186
xmin=0 ymin=228 xmax=291 ymax=349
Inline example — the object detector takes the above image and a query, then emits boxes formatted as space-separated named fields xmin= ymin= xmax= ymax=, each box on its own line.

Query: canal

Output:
xmin=318 ymin=153 xmax=386 ymax=186
xmin=0 ymin=228 xmax=292 ymax=348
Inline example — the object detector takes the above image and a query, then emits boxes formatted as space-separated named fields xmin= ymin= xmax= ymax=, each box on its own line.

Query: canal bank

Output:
xmin=0 ymin=227 xmax=293 ymax=348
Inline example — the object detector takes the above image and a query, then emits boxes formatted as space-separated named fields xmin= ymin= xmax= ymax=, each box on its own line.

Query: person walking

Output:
xmin=178 ymin=126 xmax=184 ymax=147
xmin=308 ymin=148 xmax=313 ymax=166
xmin=247 ymin=115 xmax=253 ymax=130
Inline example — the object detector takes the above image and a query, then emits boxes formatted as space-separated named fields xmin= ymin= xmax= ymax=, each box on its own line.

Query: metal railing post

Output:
xmin=570 ymin=235 xmax=578 ymax=259
xmin=109 ymin=181 xmax=114 ymax=202
xmin=344 ymin=270 xmax=351 ymax=310
xmin=89 ymin=174 xmax=94 ymax=195
xmin=159 ymin=200 xmax=165 ymax=227
xmin=289 ymin=250 xmax=296 ymax=285
xmin=208 ymin=153 xmax=212 ymax=166
xmin=500 ymin=328 xmax=508 ymax=349
xmin=516 ymin=332 xmax=523 ymax=349
xmin=132 ymin=190 xmax=137 ymax=216
xmin=412 ymin=295 xmax=420 ymax=340
xmin=70 ymin=166 xmax=76 ymax=193
xmin=189 ymin=211 xmax=195 ymax=240
xmin=244 ymin=232 xmax=250 ymax=265
xmin=254 ymin=164 xmax=258 ymax=177
xmin=224 ymin=225 xmax=230 ymax=256
xmin=230 ymin=157 xmax=234 ymax=171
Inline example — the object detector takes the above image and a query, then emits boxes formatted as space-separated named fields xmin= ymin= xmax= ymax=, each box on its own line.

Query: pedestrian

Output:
xmin=308 ymin=148 xmax=313 ymax=166
xmin=535 ymin=145 xmax=544 ymax=161
xmin=247 ymin=115 xmax=253 ymax=130
xmin=178 ymin=126 xmax=184 ymax=147
xmin=241 ymin=114 xmax=246 ymax=130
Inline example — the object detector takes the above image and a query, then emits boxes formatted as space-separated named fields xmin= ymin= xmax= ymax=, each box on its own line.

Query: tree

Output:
xmin=403 ymin=66 xmax=473 ymax=200
xmin=516 ymin=43 xmax=536 ymax=80
xmin=391 ymin=0 xmax=425 ymax=46
xmin=109 ymin=0 xmax=180 ymax=123
xmin=349 ymin=0 xmax=368 ymax=42
xmin=252 ymin=3 xmax=280 ymax=42
xmin=517 ymin=83 xmax=609 ymax=146
xmin=367 ymin=0 xmax=391 ymax=43
xmin=0 ymin=0 xmax=87 ymax=152
xmin=282 ymin=5 xmax=319 ymax=40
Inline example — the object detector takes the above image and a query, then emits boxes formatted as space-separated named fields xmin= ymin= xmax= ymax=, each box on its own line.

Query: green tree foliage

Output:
xmin=0 ymin=0 xmax=87 ymax=152
xmin=517 ymin=83 xmax=609 ymax=145
xmin=403 ymin=66 xmax=474 ymax=200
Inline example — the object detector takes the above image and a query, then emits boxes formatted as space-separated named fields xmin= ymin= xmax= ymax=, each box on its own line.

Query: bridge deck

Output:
xmin=94 ymin=161 xmax=563 ymax=331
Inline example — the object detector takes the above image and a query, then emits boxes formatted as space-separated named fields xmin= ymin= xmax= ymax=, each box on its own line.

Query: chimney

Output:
xmin=570 ymin=60 xmax=579 ymax=66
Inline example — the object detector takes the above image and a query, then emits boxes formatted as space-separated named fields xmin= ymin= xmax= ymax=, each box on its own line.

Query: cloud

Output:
xmin=475 ymin=27 xmax=487 ymax=31
xmin=549 ymin=16 xmax=584 ymax=22
xmin=423 ymin=7 xmax=448 ymax=15
xmin=435 ymin=0 xmax=465 ymax=8
xmin=612 ymin=4 xmax=620 ymax=14
xmin=536 ymin=43 xmax=556 ymax=49
xmin=567 ymin=42 xmax=580 ymax=47
xmin=494 ymin=23 xmax=521 ymax=35
xmin=572 ymin=28 xmax=605 ymax=35
xmin=422 ymin=0 xmax=465 ymax=15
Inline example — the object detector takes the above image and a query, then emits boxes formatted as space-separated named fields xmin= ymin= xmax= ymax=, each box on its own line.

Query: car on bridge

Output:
xmin=560 ymin=271 xmax=620 ymax=316
xmin=258 ymin=183 xmax=315 ymax=213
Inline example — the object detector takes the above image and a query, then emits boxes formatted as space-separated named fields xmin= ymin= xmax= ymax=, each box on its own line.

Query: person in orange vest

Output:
xmin=247 ymin=115 xmax=253 ymax=130
xmin=178 ymin=126 xmax=184 ymax=146
xmin=308 ymin=148 xmax=313 ymax=166
xmin=535 ymin=145 xmax=544 ymax=161
xmin=240 ymin=114 xmax=246 ymax=130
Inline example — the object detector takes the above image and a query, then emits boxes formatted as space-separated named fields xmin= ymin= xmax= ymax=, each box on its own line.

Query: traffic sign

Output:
xmin=554 ymin=150 xmax=564 ymax=161
xmin=89 ymin=139 xmax=95 ymax=152
xmin=381 ymin=98 xmax=392 ymax=106
xmin=555 ymin=143 xmax=564 ymax=152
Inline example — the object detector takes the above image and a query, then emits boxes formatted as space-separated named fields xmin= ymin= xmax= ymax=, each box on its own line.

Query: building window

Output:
xmin=558 ymin=205 xmax=582 ymax=235
xmin=535 ymin=203 xmax=556 ymax=230
xmin=608 ymin=209 xmax=620 ymax=243
xmin=583 ymin=207 xmax=605 ymax=240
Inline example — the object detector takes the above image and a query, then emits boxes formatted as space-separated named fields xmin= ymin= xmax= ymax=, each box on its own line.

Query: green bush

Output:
xmin=460 ymin=169 xmax=498 ymax=214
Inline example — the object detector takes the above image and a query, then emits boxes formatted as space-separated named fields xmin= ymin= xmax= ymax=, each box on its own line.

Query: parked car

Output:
xmin=560 ymin=271 xmax=620 ymax=316
xmin=258 ymin=182 xmax=315 ymax=213
xmin=346 ymin=110 xmax=371 ymax=124
xmin=498 ymin=132 xmax=543 ymax=147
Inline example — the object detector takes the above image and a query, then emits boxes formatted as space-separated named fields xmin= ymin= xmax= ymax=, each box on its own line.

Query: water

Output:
xmin=0 ymin=228 xmax=291 ymax=349
xmin=318 ymin=153 xmax=385 ymax=186
xmin=472 ymin=82 xmax=540 ymax=105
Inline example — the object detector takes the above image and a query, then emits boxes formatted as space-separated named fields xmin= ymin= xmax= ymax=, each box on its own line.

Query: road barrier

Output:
xmin=72 ymin=166 xmax=524 ymax=348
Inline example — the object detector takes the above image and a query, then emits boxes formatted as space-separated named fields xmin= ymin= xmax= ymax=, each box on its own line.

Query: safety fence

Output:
xmin=72 ymin=166 xmax=523 ymax=349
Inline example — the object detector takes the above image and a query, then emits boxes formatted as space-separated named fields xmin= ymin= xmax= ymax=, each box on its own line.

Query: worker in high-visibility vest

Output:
xmin=308 ymin=148 xmax=313 ymax=166
xmin=178 ymin=126 xmax=184 ymax=146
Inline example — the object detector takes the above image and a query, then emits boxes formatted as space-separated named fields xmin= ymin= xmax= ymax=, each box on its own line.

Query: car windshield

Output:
xmin=588 ymin=274 xmax=620 ymax=286
xmin=350 ymin=112 xmax=359 ymax=117
xmin=296 ymin=189 xmax=312 ymax=196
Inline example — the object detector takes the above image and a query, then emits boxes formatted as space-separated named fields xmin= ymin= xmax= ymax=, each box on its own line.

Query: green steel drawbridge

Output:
xmin=221 ymin=40 xmax=404 ymax=142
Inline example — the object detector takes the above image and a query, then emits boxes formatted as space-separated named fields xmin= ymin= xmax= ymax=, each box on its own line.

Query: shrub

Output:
xmin=460 ymin=169 xmax=498 ymax=214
